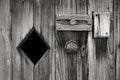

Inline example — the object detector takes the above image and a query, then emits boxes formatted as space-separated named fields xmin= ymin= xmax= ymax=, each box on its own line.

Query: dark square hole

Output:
xmin=17 ymin=28 xmax=49 ymax=65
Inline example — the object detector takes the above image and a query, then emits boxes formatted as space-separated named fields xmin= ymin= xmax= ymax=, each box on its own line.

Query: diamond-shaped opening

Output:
xmin=17 ymin=27 xmax=49 ymax=65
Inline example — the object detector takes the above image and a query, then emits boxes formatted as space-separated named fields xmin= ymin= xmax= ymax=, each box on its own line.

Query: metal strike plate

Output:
xmin=56 ymin=14 xmax=92 ymax=31
xmin=93 ymin=12 xmax=110 ymax=38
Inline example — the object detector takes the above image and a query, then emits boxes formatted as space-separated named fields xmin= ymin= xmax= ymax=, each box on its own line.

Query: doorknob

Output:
xmin=65 ymin=40 xmax=78 ymax=53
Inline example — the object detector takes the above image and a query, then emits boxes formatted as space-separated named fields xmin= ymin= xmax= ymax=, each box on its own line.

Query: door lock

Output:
xmin=56 ymin=12 xmax=110 ymax=38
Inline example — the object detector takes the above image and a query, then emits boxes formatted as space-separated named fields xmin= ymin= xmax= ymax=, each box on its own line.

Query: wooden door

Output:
xmin=0 ymin=0 xmax=119 ymax=80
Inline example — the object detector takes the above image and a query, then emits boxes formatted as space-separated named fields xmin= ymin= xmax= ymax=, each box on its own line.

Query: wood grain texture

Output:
xmin=34 ymin=51 xmax=50 ymax=80
xmin=0 ymin=0 xmax=118 ymax=80
xmin=0 ymin=0 xmax=11 ymax=80
xmin=88 ymin=0 xmax=115 ymax=80
xmin=56 ymin=0 xmax=88 ymax=80
xmin=56 ymin=31 xmax=88 ymax=80
xmin=33 ymin=0 xmax=55 ymax=80
xmin=10 ymin=0 xmax=33 ymax=80
xmin=87 ymin=32 xmax=97 ymax=80
xmin=115 ymin=0 xmax=120 ymax=80
xmin=76 ymin=1 xmax=88 ymax=80
xmin=76 ymin=0 xmax=87 ymax=14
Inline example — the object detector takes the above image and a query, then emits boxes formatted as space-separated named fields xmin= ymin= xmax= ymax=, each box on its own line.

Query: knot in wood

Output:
xmin=65 ymin=40 xmax=78 ymax=51
xmin=70 ymin=19 xmax=76 ymax=25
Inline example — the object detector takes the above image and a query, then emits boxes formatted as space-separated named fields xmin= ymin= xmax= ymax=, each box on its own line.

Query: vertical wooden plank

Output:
xmin=33 ymin=0 xmax=55 ymax=80
xmin=77 ymin=32 xmax=88 ymax=80
xmin=76 ymin=0 xmax=88 ymax=80
xmin=33 ymin=0 xmax=50 ymax=79
xmin=88 ymin=0 xmax=95 ymax=14
xmin=87 ymin=33 xmax=97 ymax=80
xmin=56 ymin=0 xmax=76 ymax=14
xmin=10 ymin=0 xmax=33 ymax=80
xmin=76 ymin=0 xmax=87 ymax=14
xmin=87 ymin=0 xmax=96 ymax=80
xmin=94 ymin=0 xmax=112 ymax=12
xmin=40 ymin=0 xmax=49 ymax=43
xmin=33 ymin=0 xmax=41 ymax=32
xmin=95 ymin=0 xmax=115 ymax=79
xmin=95 ymin=39 xmax=108 ymax=80
xmin=49 ymin=0 xmax=56 ymax=80
xmin=55 ymin=44 xmax=66 ymax=80
xmin=67 ymin=53 xmax=77 ymax=80
xmin=62 ymin=0 xmax=76 ymax=14
xmin=55 ymin=1 xmax=66 ymax=79
xmin=0 ymin=0 xmax=11 ymax=80
xmin=34 ymin=51 xmax=50 ymax=80
xmin=88 ymin=0 xmax=115 ymax=80
xmin=115 ymin=0 xmax=120 ymax=80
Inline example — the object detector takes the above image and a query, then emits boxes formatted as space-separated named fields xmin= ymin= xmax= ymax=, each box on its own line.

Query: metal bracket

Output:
xmin=93 ymin=12 xmax=110 ymax=38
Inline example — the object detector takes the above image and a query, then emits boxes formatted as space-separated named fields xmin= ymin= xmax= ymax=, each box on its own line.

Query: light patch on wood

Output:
xmin=94 ymin=12 xmax=110 ymax=38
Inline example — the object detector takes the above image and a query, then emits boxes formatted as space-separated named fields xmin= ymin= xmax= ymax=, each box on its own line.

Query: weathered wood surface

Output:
xmin=56 ymin=0 xmax=115 ymax=80
xmin=0 ymin=0 xmax=11 ymax=80
xmin=57 ymin=31 xmax=88 ymax=80
xmin=10 ymin=0 xmax=34 ymax=80
xmin=88 ymin=0 xmax=115 ymax=80
xmin=0 ymin=0 xmax=119 ymax=80
xmin=33 ymin=0 xmax=55 ymax=80
xmin=115 ymin=0 xmax=120 ymax=80
xmin=56 ymin=0 xmax=88 ymax=80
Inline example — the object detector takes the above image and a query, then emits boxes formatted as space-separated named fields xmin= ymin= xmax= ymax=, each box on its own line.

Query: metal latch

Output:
xmin=56 ymin=12 xmax=110 ymax=38
xmin=56 ymin=14 xmax=92 ymax=31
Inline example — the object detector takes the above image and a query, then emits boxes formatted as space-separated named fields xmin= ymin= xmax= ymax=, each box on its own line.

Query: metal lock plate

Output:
xmin=56 ymin=12 xmax=111 ymax=38
xmin=93 ymin=12 xmax=110 ymax=38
